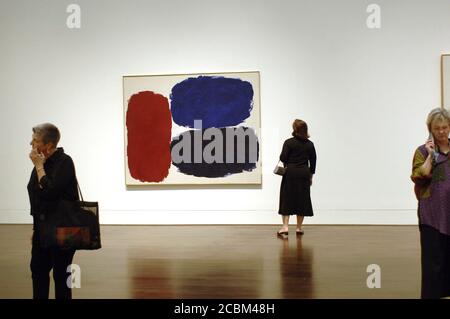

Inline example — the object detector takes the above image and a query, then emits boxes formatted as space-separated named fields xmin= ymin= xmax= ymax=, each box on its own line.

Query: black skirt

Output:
xmin=278 ymin=164 xmax=313 ymax=216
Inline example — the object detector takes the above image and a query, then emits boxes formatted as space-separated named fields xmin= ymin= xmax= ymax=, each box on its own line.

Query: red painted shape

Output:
xmin=126 ymin=91 xmax=172 ymax=183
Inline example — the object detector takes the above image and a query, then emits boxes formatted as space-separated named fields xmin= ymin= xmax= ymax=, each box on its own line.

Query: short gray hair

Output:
xmin=426 ymin=108 xmax=450 ymax=132
xmin=32 ymin=123 xmax=60 ymax=146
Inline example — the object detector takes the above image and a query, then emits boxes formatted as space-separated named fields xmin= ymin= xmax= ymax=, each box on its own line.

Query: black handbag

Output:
xmin=273 ymin=160 xmax=286 ymax=176
xmin=39 ymin=180 xmax=101 ymax=250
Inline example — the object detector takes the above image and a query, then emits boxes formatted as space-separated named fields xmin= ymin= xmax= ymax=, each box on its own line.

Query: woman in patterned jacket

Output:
xmin=411 ymin=107 xmax=450 ymax=299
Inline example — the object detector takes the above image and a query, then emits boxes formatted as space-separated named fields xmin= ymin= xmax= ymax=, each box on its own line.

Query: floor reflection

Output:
xmin=0 ymin=225 xmax=421 ymax=298
xmin=278 ymin=234 xmax=314 ymax=298
xmin=131 ymin=257 xmax=263 ymax=298
xmin=132 ymin=259 xmax=175 ymax=298
xmin=129 ymin=226 xmax=266 ymax=299
xmin=130 ymin=230 xmax=315 ymax=299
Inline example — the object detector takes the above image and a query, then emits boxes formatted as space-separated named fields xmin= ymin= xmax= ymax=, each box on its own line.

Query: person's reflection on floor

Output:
xmin=278 ymin=233 xmax=314 ymax=298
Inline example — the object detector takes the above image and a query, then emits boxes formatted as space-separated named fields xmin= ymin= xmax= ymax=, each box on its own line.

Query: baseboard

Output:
xmin=0 ymin=209 xmax=418 ymax=225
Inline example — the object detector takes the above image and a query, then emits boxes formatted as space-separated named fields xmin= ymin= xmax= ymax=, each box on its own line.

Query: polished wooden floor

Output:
xmin=0 ymin=225 xmax=421 ymax=299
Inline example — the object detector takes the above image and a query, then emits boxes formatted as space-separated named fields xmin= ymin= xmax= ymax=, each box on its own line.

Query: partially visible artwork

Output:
xmin=442 ymin=54 xmax=450 ymax=109
xmin=123 ymin=71 xmax=261 ymax=185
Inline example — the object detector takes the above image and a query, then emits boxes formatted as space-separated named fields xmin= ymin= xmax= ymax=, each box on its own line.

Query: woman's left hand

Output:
xmin=29 ymin=149 xmax=46 ymax=168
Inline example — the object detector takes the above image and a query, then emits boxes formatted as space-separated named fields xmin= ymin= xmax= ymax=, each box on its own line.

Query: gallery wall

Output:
xmin=1 ymin=0 xmax=449 ymax=225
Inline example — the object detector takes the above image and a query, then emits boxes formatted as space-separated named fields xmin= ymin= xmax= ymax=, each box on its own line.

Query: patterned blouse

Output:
xmin=411 ymin=142 xmax=450 ymax=236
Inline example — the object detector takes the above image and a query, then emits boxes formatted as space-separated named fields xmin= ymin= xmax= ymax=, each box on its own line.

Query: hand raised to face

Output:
xmin=29 ymin=148 xmax=46 ymax=168
xmin=425 ymin=139 xmax=435 ymax=156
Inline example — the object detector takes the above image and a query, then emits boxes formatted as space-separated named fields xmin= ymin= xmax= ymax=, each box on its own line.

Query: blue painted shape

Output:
xmin=170 ymin=76 xmax=254 ymax=128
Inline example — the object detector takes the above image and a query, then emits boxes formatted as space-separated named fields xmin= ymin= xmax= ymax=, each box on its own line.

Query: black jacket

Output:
xmin=27 ymin=148 xmax=79 ymax=229
xmin=279 ymin=137 xmax=317 ymax=174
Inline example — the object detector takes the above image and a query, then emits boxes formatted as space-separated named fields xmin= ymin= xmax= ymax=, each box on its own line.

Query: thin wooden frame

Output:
xmin=123 ymin=71 xmax=262 ymax=186
xmin=441 ymin=54 xmax=450 ymax=109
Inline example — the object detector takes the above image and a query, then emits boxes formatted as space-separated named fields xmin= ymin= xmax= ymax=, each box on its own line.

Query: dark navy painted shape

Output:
xmin=170 ymin=127 xmax=259 ymax=178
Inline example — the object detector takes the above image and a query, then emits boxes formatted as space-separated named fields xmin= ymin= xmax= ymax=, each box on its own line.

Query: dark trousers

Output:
xmin=419 ymin=224 xmax=450 ymax=299
xmin=30 ymin=231 xmax=76 ymax=299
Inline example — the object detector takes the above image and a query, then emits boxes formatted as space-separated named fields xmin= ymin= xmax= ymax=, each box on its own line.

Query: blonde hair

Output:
xmin=426 ymin=108 xmax=450 ymax=132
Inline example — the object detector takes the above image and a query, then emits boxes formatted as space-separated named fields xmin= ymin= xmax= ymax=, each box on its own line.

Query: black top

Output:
xmin=27 ymin=147 xmax=79 ymax=229
xmin=279 ymin=137 xmax=317 ymax=174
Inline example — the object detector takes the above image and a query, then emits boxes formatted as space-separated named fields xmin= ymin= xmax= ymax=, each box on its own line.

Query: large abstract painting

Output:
xmin=123 ymin=71 xmax=261 ymax=185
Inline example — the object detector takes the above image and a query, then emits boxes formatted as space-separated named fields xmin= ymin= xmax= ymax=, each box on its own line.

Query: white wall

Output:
xmin=1 ymin=0 xmax=449 ymax=225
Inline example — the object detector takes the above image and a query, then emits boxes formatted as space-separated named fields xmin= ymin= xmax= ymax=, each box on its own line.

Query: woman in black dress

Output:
xmin=277 ymin=119 xmax=316 ymax=237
